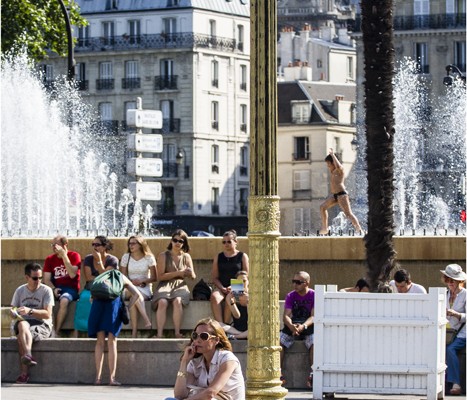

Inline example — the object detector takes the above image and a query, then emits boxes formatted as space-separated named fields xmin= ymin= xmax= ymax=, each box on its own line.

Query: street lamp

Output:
xmin=175 ymin=148 xmax=189 ymax=178
xmin=57 ymin=0 xmax=75 ymax=82
xmin=351 ymin=134 xmax=358 ymax=151
xmin=443 ymin=64 xmax=466 ymax=86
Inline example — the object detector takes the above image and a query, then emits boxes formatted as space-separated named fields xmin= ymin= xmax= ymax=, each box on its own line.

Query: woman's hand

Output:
xmin=181 ymin=343 xmax=197 ymax=363
xmin=447 ymin=309 xmax=461 ymax=319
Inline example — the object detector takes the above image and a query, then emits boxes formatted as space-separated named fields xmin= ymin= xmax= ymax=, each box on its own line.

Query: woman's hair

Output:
xmin=127 ymin=235 xmax=153 ymax=256
xmin=192 ymin=318 xmax=232 ymax=352
xmin=94 ymin=235 xmax=113 ymax=251
xmin=223 ymin=229 xmax=238 ymax=241
xmin=167 ymin=229 xmax=190 ymax=252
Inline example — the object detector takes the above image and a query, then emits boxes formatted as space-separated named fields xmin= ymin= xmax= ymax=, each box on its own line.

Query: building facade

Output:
xmin=43 ymin=0 xmax=251 ymax=235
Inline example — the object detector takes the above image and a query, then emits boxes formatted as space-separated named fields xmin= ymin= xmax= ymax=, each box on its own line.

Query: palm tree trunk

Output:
xmin=361 ymin=0 xmax=398 ymax=290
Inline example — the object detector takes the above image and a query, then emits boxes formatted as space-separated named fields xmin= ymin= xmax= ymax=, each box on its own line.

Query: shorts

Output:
xmin=280 ymin=331 xmax=314 ymax=349
xmin=14 ymin=320 xmax=52 ymax=341
xmin=57 ymin=286 xmax=79 ymax=302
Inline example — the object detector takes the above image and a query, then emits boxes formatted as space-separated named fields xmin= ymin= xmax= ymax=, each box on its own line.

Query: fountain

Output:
xmin=1 ymin=55 xmax=153 ymax=237
xmin=346 ymin=58 xmax=466 ymax=236
xmin=1 ymin=56 xmax=465 ymax=237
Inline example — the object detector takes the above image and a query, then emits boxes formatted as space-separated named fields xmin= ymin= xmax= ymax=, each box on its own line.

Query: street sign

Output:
xmin=128 ymin=182 xmax=162 ymax=201
xmin=127 ymin=109 xmax=163 ymax=129
xmin=127 ymin=158 xmax=163 ymax=177
xmin=127 ymin=134 xmax=163 ymax=153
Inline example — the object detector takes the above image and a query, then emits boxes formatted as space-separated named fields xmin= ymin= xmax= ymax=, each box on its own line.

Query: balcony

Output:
xmin=154 ymin=75 xmax=178 ymax=90
xmin=349 ymin=13 xmax=466 ymax=33
xmin=212 ymin=121 xmax=219 ymax=130
xmin=240 ymin=123 xmax=247 ymax=132
xmin=239 ymin=166 xmax=248 ymax=176
xmin=292 ymin=152 xmax=311 ymax=161
xmin=122 ymin=77 xmax=141 ymax=89
xmin=161 ymin=118 xmax=181 ymax=134
xmin=96 ymin=79 xmax=114 ymax=90
xmin=75 ymin=33 xmax=237 ymax=53
xmin=212 ymin=79 xmax=219 ymax=88
xmin=212 ymin=204 xmax=219 ymax=215
xmin=162 ymin=162 xmax=179 ymax=178
xmin=240 ymin=82 xmax=247 ymax=91
xmin=212 ymin=164 xmax=219 ymax=174
xmin=293 ymin=189 xmax=312 ymax=200
xmin=416 ymin=65 xmax=430 ymax=74
xmin=76 ymin=80 xmax=88 ymax=91
xmin=237 ymin=42 xmax=244 ymax=52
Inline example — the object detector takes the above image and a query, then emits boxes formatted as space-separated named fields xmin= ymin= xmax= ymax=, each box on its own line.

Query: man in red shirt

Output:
xmin=43 ymin=236 xmax=81 ymax=336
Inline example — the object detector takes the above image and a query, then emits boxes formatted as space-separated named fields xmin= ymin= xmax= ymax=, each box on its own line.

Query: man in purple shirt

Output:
xmin=280 ymin=271 xmax=315 ymax=388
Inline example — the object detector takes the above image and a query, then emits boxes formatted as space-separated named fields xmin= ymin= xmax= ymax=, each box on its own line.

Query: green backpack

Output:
xmin=90 ymin=269 xmax=124 ymax=300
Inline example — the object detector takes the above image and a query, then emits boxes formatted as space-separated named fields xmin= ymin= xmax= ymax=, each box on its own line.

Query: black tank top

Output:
xmin=217 ymin=251 xmax=244 ymax=287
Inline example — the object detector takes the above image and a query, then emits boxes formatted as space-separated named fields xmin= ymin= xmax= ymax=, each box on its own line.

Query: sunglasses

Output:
xmin=292 ymin=279 xmax=306 ymax=285
xmin=172 ymin=238 xmax=185 ymax=244
xmin=91 ymin=243 xmax=103 ymax=247
xmin=222 ymin=240 xmax=232 ymax=244
xmin=29 ymin=276 xmax=43 ymax=281
xmin=191 ymin=331 xmax=216 ymax=341
xmin=128 ymin=242 xmax=139 ymax=246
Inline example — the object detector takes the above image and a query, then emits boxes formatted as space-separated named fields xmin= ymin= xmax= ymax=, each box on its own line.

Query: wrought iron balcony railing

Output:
xmin=75 ymin=33 xmax=237 ymax=53
xmin=240 ymin=82 xmax=247 ymax=91
xmin=212 ymin=204 xmax=219 ymax=215
xmin=96 ymin=78 xmax=114 ymax=90
xmin=162 ymin=162 xmax=179 ymax=178
xmin=122 ymin=77 xmax=141 ymax=89
xmin=154 ymin=75 xmax=178 ymax=90
xmin=292 ymin=152 xmax=311 ymax=161
xmin=349 ymin=13 xmax=466 ymax=33
xmin=161 ymin=118 xmax=181 ymax=134
xmin=212 ymin=121 xmax=219 ymax=130
xmin=92 ymin=120 xmax=120 ymax=135
xmin=240 ymin=123 xmax=247 ymax=132
xmin=76 ymin=80 xmax=88 ymax=91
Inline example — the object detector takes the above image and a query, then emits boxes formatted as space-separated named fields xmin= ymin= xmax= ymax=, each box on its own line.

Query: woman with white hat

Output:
xmin=441 ymin=263 xmax=466 ymax=396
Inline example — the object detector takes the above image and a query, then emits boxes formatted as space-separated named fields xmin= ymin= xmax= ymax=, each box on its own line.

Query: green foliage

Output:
xmin=1 ymin=0 xmax=87 ymax=62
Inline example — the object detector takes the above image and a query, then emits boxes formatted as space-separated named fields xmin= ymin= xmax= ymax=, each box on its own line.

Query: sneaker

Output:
xmin=15 ymin=373 xmax=29 ymax=384
xmin=21 ymin=354 xmax=37 ymax=366
xmin=450 ymin=384 xmax=462 ymax=395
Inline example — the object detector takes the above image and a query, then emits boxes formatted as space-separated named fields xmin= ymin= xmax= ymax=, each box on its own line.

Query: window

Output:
xmin=211 ymin=188 xmax=219 ymax=214
xmin=128 ymin=20 xmax=141 ymax=44
xmin=317 ymin=59 xmax=322 ymax=68
xmin=293 ymin=170 xmax=311 ymax=191
xmin=211 ymin=102 xmax=219 ymax=130
xmin=454 ymin=41 xmax=466 ymax=71
xmin=102 ymin=21 xmax=114 ymax=45
xmin=333 ymin=137 xmax=343 ymax=161
xmin=293 ymin=137 xmax=309 ymax=160
xmin=292 ymin=103 xmax=310 ymax=124
xmin=237 ymin=25 xmax=244 ymax=51
xmin=75 ymin=63 xmax=87 ymax=90
xmin=211 ymin=60 xmax=219 ymax=87
xmin=78 ymin=26 xmax=90 ymax=46
xmin=211 ymin=145 xmax=219 ymax=173
xmin=123 ymin=101 xmax=136 ymax=130
xmin=163 ymin=18 xmax=176 ymax=35
xmin=162 ymin=144 xmax=178 ymax=178
xmin=210 ymin=20 xmax=216 ymax=37
xmin=240 ymin=65 xmax=247 ymax=90
xmin=99 ymin=102 xmax=113 ymax=121
xmin=156 ymin=59 xmax=177 ymax=90
xmin=43 ymin=65 xmax=53 ymax=83
xmin=240 ymin=104 xmax=247 ymax=132
xmin=240 ymin=147 xmax=248 ymax=176
xmin=294 ymin=208 xmax=311 ymax=235
xmin=414 ymin=43 xmax=429 ymax=74
xmin=239 ymin=188 xmax=248 ymax=214
xmin=160 ymin=100 xmax=175 ymax=133
xmin=414 ymin=0 xmax=430 ymax=28
xmin=123 ymin=61 xmax=140 ymax=89
xmin=346 ymin=56 xmax=354 ymax=80
xmin=97 ymin=62 xmax=114 ymax=90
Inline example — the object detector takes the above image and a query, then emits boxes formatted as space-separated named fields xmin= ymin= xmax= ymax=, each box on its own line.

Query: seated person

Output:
xmin=339 ymin=277 xmax=370 ymax=292
xmin=389 ymin=269 xmax=426 ymax=294
xmin=169 ymin=317 xmax=245 ymax=400
xmin=222 ymin=271 xmax=249 ymax=340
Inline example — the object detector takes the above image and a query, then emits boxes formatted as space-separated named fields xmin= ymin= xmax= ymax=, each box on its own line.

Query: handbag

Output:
xmin=119 ymin=295 xmax=130 ymax=324
xmin=90 ymin=269 xmax=124 ymax=300
xmin=447 ymin=322 xmax=465 ymax=345
xmin=192 ymin=279 xmax=212 ymax=300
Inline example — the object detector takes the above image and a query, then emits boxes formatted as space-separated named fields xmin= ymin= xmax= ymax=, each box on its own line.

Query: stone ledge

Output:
xmin=1 ymin=338 xmax=309 ymax=389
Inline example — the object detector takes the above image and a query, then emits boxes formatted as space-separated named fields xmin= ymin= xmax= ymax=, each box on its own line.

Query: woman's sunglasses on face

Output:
xmin=191 ymin=331 xmax=216 ymax=341
xmin=172 ymin=238 xmax=184 ymax=244
xmin=92 ymin=243 xmax=103 ymax=247
xmin=222 ymin=240 xmax=232 ymax=244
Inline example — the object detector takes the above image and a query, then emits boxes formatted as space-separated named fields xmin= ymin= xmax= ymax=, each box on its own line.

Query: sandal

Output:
xmin=109 ymin=379 xmax=121 ymax=386
xmin=94 ymin=378 xmax=102 ymax=386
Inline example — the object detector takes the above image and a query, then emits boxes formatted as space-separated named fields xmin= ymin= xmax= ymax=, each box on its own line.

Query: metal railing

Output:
xmin=75 ymin=33 xmax=237 ymax=53
xmin=292 ymin=152 xmax=310 ymax=161
xmin=76 ymin=80 xmax=88 ymax=91
xmin=96 ymin=78 xmax=114 ymax=90
xmin=154 ymin=75 xmax=178 ymax=90
xmin=122 ymin=77 xmax=141 ymax=89
xmin=161 ymin=118 xmax=180 ymax=134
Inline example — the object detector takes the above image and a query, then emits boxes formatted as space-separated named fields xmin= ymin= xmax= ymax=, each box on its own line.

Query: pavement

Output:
xmin=1 ymin=383 xmax=458 ymax=400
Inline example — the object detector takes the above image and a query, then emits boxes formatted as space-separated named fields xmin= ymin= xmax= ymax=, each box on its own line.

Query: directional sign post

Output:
xmin=128 ymin=182 xmax=162 ymax=201
xmin=127 ymin=134 xmax=163 ymax=153
xmin=126 ymin=109 xmax=163 ymax=129
xmin=127 ymin=158 xmax=163 ymax=177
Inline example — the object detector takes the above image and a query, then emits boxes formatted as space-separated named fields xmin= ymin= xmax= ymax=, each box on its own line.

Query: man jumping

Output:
xmin=319 ymin=148 xmax=363 ymax=235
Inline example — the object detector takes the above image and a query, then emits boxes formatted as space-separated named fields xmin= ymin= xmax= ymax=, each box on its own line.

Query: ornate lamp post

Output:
xmin=443 ymin=64 xmax=466 ymax=86
xmin=57 ymin=0 xmax=75 ymax=81
xmin=246 ymin=1 xmax=287 ymax=399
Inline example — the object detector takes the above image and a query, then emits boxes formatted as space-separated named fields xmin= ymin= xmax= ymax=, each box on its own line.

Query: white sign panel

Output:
xmin=127 ymin=109 xmax=163 ymax=129
xmin=127 ymin=134 xmax=163 ymax=153
xmin=127 ymin=158 xmax=163 ymax=177
xmin=128 ymin=182 xmax=162 ymax=201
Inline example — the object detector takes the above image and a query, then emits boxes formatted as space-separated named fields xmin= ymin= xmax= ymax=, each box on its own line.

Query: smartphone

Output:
xmin=230 ymin=279 xmax=244 ymax=300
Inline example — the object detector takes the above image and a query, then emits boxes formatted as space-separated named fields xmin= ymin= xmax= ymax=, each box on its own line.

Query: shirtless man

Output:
xmin=319 ymin=148 xmax=363 ymax=235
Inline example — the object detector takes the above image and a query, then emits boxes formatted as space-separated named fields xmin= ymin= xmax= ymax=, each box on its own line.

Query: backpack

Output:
xmin=90 ymin=269 xmax=124 ymax=300
xmin=192 ymin=279 xmax=212 ymax=300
